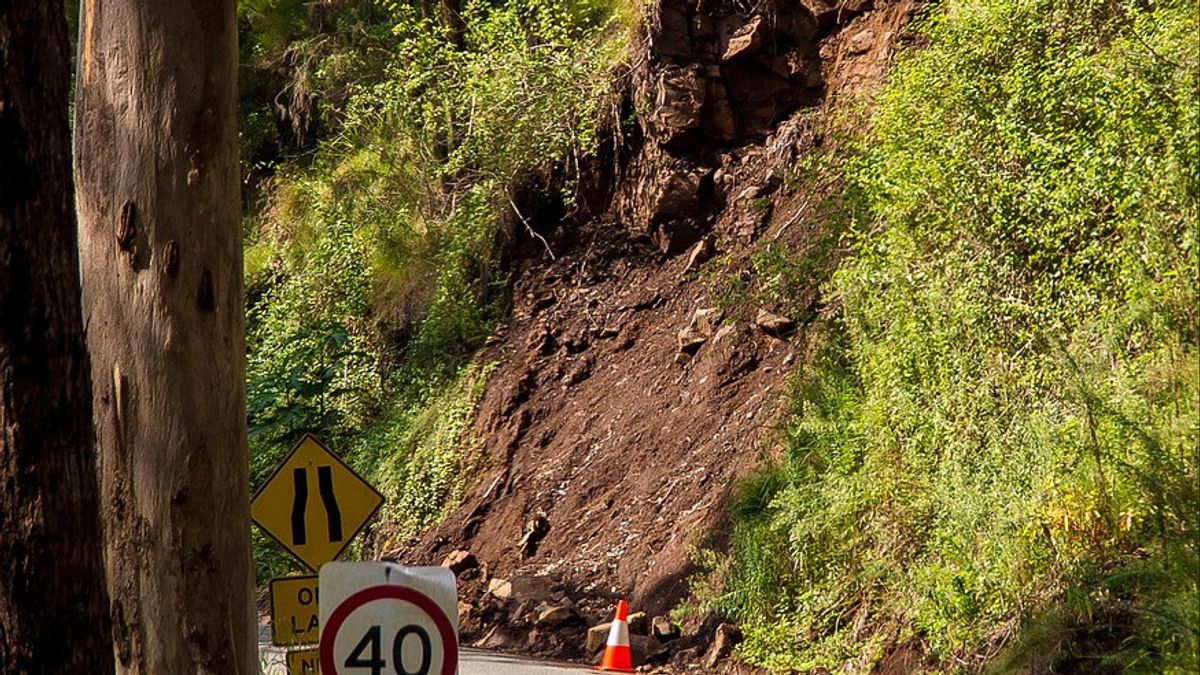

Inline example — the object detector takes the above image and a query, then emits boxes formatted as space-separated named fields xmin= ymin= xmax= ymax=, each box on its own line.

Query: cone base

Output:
xmin=597 ymin=645 xmax=635 ymax=673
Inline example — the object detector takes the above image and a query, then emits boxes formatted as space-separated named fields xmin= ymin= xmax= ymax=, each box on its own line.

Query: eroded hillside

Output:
xmin=378 ymin=0 xmax=920 ymax=663
xmin=242 ymin=0 xmax=1197 ymax=668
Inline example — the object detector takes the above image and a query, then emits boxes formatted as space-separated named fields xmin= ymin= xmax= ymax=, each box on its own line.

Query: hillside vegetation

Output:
xmin=239 ymin=0 xmax=628 ymax=579
xmin=237 ymin=0 xmax=1198 ymax=670
xmin=709 ymin=0 xmax=1199 ymax=670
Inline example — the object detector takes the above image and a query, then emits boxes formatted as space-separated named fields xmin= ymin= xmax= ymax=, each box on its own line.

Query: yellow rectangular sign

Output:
xmin=270 ymin=574 xmax=319 ymax=647
xmin=251 ymin=434 xmax=385 ymax=571
xmin=287 ymin=647 xmax=320 ymax=674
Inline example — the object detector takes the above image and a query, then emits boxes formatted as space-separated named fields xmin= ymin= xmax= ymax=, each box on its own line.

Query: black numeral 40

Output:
xmin=345 ymin=624 xmax=433 ymax=675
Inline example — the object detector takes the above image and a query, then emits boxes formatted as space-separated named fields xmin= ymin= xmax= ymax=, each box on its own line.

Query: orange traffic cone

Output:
xmin=597 ymin=599 xmax=636 ymax=673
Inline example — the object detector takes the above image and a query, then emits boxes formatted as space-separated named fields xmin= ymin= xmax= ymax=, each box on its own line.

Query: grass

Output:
xmin=704 ymin=0 xmax=1200 ymax=670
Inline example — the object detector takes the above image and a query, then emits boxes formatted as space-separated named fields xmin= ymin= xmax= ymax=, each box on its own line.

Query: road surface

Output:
xmin=259 ymin=633 xmax=590 ymax=674
xmin=459 ymin=648 xmax=591 ymax=674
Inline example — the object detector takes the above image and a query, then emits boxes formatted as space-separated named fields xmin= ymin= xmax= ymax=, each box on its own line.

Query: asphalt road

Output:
xmin=259 ymin=637 xmax=590 ymax=674
xmin=459 ymin=648 xmax=591 ymax=674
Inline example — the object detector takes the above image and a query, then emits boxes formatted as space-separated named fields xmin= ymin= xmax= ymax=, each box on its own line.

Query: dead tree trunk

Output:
xmin=73 ymin=1 xmax=257 ymax=672
xmin=0 ymin=2 xmax=115 ymax=673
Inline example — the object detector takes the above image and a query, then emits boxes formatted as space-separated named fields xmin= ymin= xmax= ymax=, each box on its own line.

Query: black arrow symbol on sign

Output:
xmin=290 ymin=466 xmax=343 ymax=546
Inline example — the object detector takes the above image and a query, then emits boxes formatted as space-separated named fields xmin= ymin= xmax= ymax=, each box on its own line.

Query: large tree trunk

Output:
xmin=73 ymin=1 xmax=257 ymax=672
xmin=0 ymin=2 xmax=115 ymax=673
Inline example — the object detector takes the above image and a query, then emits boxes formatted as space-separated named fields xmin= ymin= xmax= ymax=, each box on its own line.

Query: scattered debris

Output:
xmin=440 ymin=549 xmax=478 ymax=576
xmin=705 ymin=623 xmax=744 ymax=668
xmin=517 ymin=515 xmax=550 ymax=558
xmin=755 ymin=308 xmax=795 ymax=336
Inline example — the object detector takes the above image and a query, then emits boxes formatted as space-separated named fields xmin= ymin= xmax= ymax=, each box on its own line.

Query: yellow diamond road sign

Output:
xmin=252 ymin=434 xmax=384 ymax=572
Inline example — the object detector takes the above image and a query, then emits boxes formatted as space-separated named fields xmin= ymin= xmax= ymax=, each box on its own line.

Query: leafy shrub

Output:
xmin=242 ymin=0 xmax=628 ymax=581
xmin=717 ymin=0 xmax=1199 ymax=670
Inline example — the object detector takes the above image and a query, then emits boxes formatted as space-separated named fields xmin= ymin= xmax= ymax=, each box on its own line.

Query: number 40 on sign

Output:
xmin=319 ymin=563 xmax=459 ymax=675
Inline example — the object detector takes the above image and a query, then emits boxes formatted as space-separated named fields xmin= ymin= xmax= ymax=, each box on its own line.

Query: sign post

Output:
xmin=318 ymin=563 xmax=459 ymax=675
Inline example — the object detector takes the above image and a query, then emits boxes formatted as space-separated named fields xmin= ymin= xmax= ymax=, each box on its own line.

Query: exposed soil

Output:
xmin=376 ymin=0 xmax=921 ymax=668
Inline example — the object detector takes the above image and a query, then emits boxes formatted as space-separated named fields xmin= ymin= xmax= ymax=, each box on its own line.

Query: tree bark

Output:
xmin=0 ymin=2 xmax=115 ymax=673
xmin=73 ymin=1 xmax=257 ymax=672
xmin=440 ymin=0 xmax=466 ymax=50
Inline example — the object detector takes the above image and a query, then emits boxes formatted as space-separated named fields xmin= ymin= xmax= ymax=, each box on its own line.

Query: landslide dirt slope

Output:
xmin=386 ymin=0 xmax=918 ymax=659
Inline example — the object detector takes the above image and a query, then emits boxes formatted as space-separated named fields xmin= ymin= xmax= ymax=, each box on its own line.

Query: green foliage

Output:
xmin=354 ymin=360 xmax=498 ymax=547
xmin=248 ymin=0 xmax=627 ymax=366
xmin=243 ymin=0 xmax=627 ymax=582
xmin=247 ymin=322 xmax=366 ymax=473
xmin=704 ymin=239 xmax=834 ymax=322
xmin=716 ymin=0 xmax=1199 ymax=670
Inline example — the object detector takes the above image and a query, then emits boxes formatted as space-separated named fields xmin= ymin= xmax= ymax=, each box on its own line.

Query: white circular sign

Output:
xmin=319 ymin=584 xmax=459 ymax=675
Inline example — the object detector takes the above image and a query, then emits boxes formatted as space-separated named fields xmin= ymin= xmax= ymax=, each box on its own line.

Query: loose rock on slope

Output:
xmin=377 ymin=0 xmax=922 ymax=667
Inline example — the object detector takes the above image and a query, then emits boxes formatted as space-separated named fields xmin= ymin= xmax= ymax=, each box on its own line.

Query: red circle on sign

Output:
xmin=319 ymin=584 xmax=458 ymax=675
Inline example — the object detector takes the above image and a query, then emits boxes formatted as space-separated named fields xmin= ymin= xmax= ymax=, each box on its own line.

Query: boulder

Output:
xmin=440 ymin=549 xmax=478 ymax=576
xmin=631 ymin=634 xmax=670 ymax=664
xmin=652 ymin=615 xmax=682 ymax=641
xmin=509 ymin=575 xmax=555 ymax=600
xmin=723 ymin=16 xmax=767 ymax=61
xmin=705 ymin=623 xmax=743 ymax=668
xmin=627 ymin=611 xmax=649 ymax=635
xmin=677 ymin=308 xmax=724 ymax=355
xmin=587 ymin=622 xmax=612 ymax=652
xmin=536 ymin=602 xmax=582 ymax=627
xmin=755 ymin=308 xmax=795 ymax=336
xmin=487 ymin=577 xmax=513 ymax=599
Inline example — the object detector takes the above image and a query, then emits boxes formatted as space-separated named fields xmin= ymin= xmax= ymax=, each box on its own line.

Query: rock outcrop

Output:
xmin=381 ymin=0 xmax=923 ymax=669
xmin=616 ymin=0 xmax=885 ymax=254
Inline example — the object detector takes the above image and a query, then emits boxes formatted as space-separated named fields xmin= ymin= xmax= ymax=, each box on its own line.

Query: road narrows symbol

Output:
xmin=291 ymin=465 xmax=346 ymax=546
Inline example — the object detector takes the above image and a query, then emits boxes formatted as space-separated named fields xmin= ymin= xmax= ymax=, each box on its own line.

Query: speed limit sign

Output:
xmin=319 ymin=563 xmax=459 ymax=675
